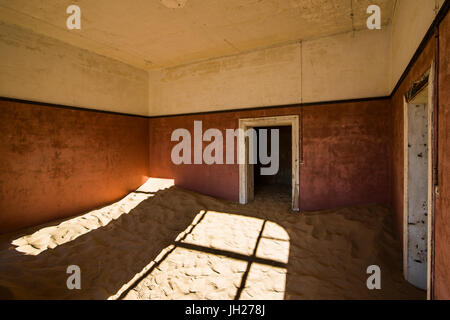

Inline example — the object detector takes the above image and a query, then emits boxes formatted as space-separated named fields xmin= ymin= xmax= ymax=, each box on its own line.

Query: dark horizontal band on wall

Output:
xmin=147 ymin=96 xmax=390 ymax=119
xmin=0 ymin=95 xmax=391 ymax=119
xmin=1 ymin=95 xmax=390 ymax=120
xmin=0 ymin=96 xmax=149 ymax=119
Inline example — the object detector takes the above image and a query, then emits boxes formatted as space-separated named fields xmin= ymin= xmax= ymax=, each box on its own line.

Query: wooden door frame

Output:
xmin=238 ymin=115 xmax=300 ymax=211
xmin=403 ymin=61 xmax=435 ymax=299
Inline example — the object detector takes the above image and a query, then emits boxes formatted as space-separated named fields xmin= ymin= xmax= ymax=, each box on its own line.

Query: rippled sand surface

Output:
xmin=0 ymin=180 xmax=424 ymax=300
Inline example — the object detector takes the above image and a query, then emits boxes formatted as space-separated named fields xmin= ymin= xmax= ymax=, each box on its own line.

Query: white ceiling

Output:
xmin=0 ymin=0 xmax=395 ymax=69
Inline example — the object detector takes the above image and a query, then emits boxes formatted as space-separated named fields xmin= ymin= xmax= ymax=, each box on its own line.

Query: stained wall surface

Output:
xmin=149 ymin=99 xmax=391 ymax=211
xmin=148 ymin=28 xmax=391 ymax=116
xmin=435 ymin=9 xmax=450 ymax=300
xmin=0 ymin=0 xmax=396 ymax=69
xmin=390 ymin=0 xmax=445 ymax=90
xmin=0 ymin=99 xmax=149 ymax=233
xmin=0 ymin=0 xmax=449 ymax=298
xmin=0 ymin=23 xmax=148 ymax=116
xmin=389 ymin=2 xmax=450 ymax=300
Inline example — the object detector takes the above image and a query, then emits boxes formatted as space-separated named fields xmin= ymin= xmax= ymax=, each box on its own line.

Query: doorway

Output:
xmin=253 ymin=126 xmax=292 ymax=196
xmin=403 ymin=63 xmax=435 ymax=297
xmin=238 ymin=115 xmax=299 ymax=211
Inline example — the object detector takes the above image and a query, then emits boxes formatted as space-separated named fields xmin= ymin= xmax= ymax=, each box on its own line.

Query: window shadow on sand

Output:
xmin=0 ymin=186 xmax=205 ymax=299
xmin=0 ymin=185 xmax=425 ymax=300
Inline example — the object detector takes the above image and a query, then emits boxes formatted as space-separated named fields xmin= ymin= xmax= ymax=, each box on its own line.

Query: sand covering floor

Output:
xmin=0 ymin=179 xmax=424 ymax=300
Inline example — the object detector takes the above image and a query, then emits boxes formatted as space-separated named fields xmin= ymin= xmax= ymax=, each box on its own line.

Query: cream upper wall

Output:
xmin=149 ymin=0 xmax=445 ymax=116
xmin=0 ymin=22 xmax=148 ymax=116
xmin=0 ymin=1 xmax=444 ymax=116
xmin=390 ymin=0 xmax=444 ymax=90
xmin=148 ymin=43 xmax=302 ymax=116
xmin=302 ymin=27 xmax=391 ymax=103
xmin=148 ymin=27 xmax=391 ymax=116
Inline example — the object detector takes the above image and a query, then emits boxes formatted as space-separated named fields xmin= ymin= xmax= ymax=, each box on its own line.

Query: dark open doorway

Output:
xmin=253 ymin=126 xmax=292 ymax=197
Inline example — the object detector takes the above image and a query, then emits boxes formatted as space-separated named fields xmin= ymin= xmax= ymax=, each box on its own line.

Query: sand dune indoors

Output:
xmin=0 ymin=180 xmax=424 ymax=300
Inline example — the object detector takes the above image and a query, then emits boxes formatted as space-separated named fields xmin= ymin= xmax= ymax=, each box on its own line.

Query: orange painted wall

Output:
xmin=148 ymin=99 xmax=392 ymax=211
xmin=0 ymin=99 xmax=149 ymax=234
xmin=0 ymin=4 xmax=447 ymax=296
xmin=390 ymin=6 xmax=450 ymax=299
xmin=435 ymin=11 xmax=450 ymax=300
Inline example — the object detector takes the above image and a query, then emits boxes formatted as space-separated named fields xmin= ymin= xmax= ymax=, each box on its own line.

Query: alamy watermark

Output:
xmin=66 ymin=5 xmax=81 ymax=30
xmin=366 ymin=265 xmax=381 ymax=290
xmin=171 ymin=121 xmax=280 ymax=175
xmin=366 ymin=5 xmax=381 ymax=30
xmin=65 ymin=4 xmax=381 ymax=31
xmin=66 ymin=265 xmax=81 ymax=290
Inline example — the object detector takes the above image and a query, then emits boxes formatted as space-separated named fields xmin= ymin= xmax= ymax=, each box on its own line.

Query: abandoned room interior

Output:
xmin=0 ymin=0 xmax=449 ymax=301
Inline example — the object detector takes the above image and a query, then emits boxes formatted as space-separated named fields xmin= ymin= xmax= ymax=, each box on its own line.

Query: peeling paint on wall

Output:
xmin=160 ymin=0 xmax=189 ymax=9
xmin=148 ymin=27 xmax=391 ymax=116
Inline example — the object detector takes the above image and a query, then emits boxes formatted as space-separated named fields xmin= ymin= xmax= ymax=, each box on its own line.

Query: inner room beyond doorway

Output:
xmin=254 ymin=126 xmax=292 ymax=198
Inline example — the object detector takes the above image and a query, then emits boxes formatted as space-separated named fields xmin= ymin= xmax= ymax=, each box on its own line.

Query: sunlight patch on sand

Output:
xmin=136 ymin=178 xmax=174 ymax=193
xmin=240 ymin=263 xmax=287 ymax=300
xmin=180 ymin=211 xmax=265 ymax=256
xmin=11 ymin=178 xmax=175 ymax=255
xmin=114 ymin=210 xmax=289 ymax=300
xmin=0 ymin=185 xmax=425 ymax=300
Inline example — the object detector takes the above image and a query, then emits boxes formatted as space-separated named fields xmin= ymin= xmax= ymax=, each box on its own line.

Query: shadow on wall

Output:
xmin=0 ymin=179 xmax=424 ymax=300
